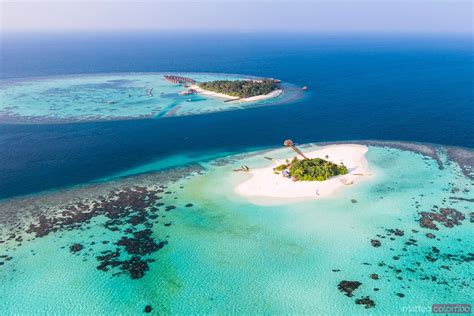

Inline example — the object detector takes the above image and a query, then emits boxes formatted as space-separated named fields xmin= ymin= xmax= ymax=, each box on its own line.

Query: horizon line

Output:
xmin=1 ymin=29 xmax=472 ymax=36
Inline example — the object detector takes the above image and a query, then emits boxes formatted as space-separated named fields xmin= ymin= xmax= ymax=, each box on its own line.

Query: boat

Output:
xmin=233 ymin=165 xmax=250 ymax=172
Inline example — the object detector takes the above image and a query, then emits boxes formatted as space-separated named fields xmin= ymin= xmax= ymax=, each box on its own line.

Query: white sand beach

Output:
xmin=240 ymin=89 xmax=283 ymax=102
xmin=190 ymin=85 xmax=282 ymax=103
xmin=235 ymin=144 xmax=371 ymax=200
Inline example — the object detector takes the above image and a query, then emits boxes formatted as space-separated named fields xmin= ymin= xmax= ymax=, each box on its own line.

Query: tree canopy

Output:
xmin=274 ymin=157 xmax=348 ymax=181
xmin=198 ymin=79 xmax=277 ymax=98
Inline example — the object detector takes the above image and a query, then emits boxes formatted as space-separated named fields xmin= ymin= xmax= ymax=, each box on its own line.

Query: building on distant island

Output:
xmin=164 ymin=75 xmax=196 ymax=85
xmin=180 ymin=88 xmax=197 ymax=96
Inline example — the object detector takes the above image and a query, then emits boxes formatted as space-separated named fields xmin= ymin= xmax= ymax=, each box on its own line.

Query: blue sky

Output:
xmin=1 ymin=0 xmax=472 ymax=34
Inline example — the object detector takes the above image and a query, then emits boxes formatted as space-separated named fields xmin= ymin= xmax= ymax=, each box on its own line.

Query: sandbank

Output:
xmin=190 ymin=85 xmax=283 ymax=103
xmin=235 ymin=144 xmax=371 ymax=200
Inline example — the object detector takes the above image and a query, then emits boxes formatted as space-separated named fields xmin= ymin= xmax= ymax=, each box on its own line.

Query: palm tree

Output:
xmin=283 ymin=139 xmax=308 ymax=159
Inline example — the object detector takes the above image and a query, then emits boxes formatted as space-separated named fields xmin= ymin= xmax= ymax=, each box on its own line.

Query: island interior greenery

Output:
xmin=198 ymin=79 xmax=278 ymax=98
xmin=274 ymin=157 xmax=349 ymax=181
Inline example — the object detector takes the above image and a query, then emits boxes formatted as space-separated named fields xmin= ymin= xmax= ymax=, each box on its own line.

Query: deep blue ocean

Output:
xmin=0 ymin=32 xmax=473 ymax=199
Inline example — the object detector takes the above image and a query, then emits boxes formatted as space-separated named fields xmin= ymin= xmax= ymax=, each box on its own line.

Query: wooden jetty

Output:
xmin=284 ymin=139 xmax=308 ymax=159
xmin=163 ymin=75 xmax=196 ymax=85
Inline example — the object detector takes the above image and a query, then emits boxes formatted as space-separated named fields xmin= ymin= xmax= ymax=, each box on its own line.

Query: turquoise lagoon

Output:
xmin=0 ymin=142 xmax=472 ymax=314
xmin=0 ymin=73 xmax=300 ymax=123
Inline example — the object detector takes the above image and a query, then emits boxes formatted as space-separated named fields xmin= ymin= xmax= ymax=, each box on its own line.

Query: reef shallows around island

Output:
xmin=0 ymin=73 xmax=303 ymax=124
xmin=0 ymin=141 xmax=472 ymax=314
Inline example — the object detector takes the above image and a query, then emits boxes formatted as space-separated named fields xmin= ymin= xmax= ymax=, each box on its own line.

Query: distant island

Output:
xmin=198 ymin=79 xmax=278 ymax=98
xmin=163 ymin=74 xmax=284 ymax=103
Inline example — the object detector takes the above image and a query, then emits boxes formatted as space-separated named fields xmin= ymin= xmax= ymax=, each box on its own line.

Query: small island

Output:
xmin=198 ymin=79 xmax=278 ymax=98
xmin=164 ymin=74 xmax=283 ymax=103
xmin=235 ymin=141 xmax=372 ymax=202
xmin=194 ymin=78 xmax=283 ymax=102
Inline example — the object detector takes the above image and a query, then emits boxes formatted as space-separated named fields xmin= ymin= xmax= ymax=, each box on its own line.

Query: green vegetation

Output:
xmin=198 ymin=79 xmax=277 ymax=98
xmin=274 ymin=157 xmax=348 ymax=181
xmin=273 ymin=164 xmax=288 ymax=172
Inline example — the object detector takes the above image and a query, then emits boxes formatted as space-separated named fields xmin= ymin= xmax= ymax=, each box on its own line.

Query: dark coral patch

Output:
xmin=116 ymin=229 xmax=167 ymax=256
xmin=338 ymin=281 xmax=362 ymax=297
xmin=26 ymin=187 xmax=164 ymax=238
xmin=24 ymin=186 xmax=174 ymax=280
xmin=69 ymin=243 xmax=84 ymax=253
xmin=97 ymin=249 xmax=121 ymax=272
xmin=386 ymin=228 xmax=404 ymax=237
xmin=418 ymin=208 xmax=465 ymax=230
xmin=355 ymin=296 xmax=375 ymax=308
xmin=144 ymin=305 xmax=152 ymax=313
xmin=121 ymin=256 xmax=152 ymax=280
xmin=371 ymin=239 xmax=381 ymax=247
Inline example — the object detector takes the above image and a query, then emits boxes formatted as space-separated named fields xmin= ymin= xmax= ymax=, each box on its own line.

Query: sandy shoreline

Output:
xmin=190 ymin=85 xmax=283 ymax=103
xmin=235 ymin=144 xmax=371 ymax=201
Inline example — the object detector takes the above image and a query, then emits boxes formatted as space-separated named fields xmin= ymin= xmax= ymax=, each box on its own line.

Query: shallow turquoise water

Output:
xmin=0 ymin=144 xmax=472 ymax=314
xmin=0 ymin=73 xmax=299 ymax=123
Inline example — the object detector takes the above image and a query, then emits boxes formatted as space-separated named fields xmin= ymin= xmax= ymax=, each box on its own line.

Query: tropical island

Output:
xmin=198 ymin=79 xmax=278 ymax=98
xmin=273 ymin=139 xmax=348 ymax=181
xmin=274 ymin=157 xmax=348 ymax=181
xmin=193 ymin=78 xmax=283 ymax=102
xmin=235 ymin=140 xmax=372 ymax=202
xmin=164 ymin=74 xmax=283 ymax=103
